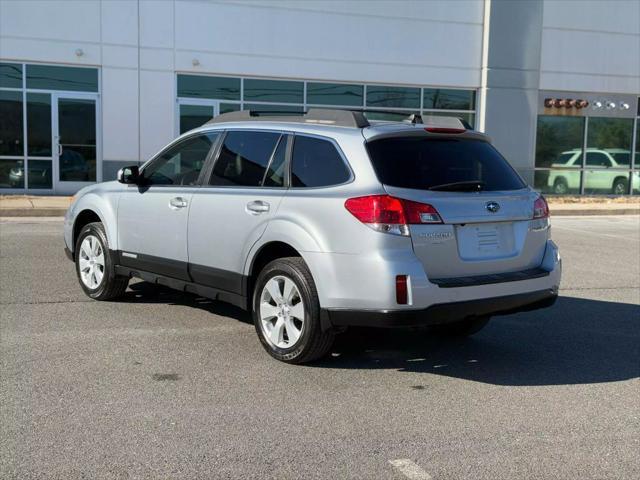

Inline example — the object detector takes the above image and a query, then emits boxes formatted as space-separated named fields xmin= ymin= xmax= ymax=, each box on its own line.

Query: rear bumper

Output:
xmin=325 ymin=287 xmax=558 ymax=328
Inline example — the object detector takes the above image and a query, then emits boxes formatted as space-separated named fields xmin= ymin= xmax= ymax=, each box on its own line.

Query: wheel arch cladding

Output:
xmin=71 ymin=193 xmax=119 ymax=252
xmin=246 ymin=241 xmax=302 ymax=299
xmin=73 ymin=209 xmax=103 ymax=248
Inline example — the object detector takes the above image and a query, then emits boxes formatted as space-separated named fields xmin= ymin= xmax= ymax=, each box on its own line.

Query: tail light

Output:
xmin=533 ymin=196 xmax=549 ymax=219
xmin=344 ymin=195 xmax=442 ymax=236
xmin=396 ymin=275 xmax=408 ymax=304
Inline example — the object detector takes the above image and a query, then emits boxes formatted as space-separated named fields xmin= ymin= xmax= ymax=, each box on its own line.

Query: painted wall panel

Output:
xmin=102 ymin=46 xmax=138 ymax=70
xmin=139 ymin=70 xmax=175 ymax=161
xmin=101 ymin=0 xmax=139 ymax=46
xmin=140 ymin=48 xmax=174 ymax=71
xmin=139 ymin=0 xmax=174 ymax=49
xmin=174 ymin=51 xmax=480 ymax=88
xmin=0 ymin=0 xmax=100 ymax=43
xmin=101 ymin=68 xmax=139 ymax=163
xmin=0 ymin=37 xmax=100 ymax=66
xmin=174 ymin=1 xmax=483 ymax=85
xmin=540 ymin=0 xmax=640 ymax=94
xmin=216 ymin=0 xmax=484 ymax=25
xmin=543 ymin=0 xmax=639 ymax=35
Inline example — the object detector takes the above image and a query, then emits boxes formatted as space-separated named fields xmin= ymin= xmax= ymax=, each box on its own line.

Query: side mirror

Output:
xmin=117 ymin=165 xmax=140 ymax=184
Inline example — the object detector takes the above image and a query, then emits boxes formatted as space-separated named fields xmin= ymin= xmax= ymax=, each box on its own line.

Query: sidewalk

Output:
xmin=1 ymin=195 xmax=639 ymax=217
xmin=0 ymin=195 xmax=73 ymax=217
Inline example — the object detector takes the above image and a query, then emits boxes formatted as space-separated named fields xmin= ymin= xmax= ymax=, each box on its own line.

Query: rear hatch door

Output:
xmin=366 ymin=132 xmax=549 ymax=280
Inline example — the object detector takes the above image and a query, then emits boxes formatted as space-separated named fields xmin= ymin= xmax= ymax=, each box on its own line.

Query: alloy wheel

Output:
xmin=259 ymin=275 xmax=305 ymax=349
xmin=78 ymin=235 xmax=105 ymax=289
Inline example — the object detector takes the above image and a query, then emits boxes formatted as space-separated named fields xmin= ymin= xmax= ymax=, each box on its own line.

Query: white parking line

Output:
xmin=389 ymin=459 xmax=432 ymax=480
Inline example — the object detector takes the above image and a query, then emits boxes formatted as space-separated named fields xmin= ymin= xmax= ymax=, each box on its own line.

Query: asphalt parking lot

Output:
xmin=1 ymin=216 xmax=639 ymax=479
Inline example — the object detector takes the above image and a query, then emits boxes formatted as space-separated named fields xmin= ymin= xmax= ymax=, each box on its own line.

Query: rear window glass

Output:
xmin=210 ymin=131 xmax=280 ymax=187
xmin=366 ymin=137 xmax=525 ymax=191
xmin=291 ymin=136 xmax=350 ymax=187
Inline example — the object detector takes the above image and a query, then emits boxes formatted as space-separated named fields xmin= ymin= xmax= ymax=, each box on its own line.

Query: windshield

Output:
xmin=366 ymin=136 xmax=526 ymax=191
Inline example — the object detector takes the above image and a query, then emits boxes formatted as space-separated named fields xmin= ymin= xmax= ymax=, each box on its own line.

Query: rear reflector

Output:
xmin=344 ymin=195 xmax=442 ymax=236
xmin=425 ymin=127 xmax=466 ymax=134
xmin=533 ymin=196 xmax=549 ymax=219
xmin=396 ymin=275 xmax=408 ymax=304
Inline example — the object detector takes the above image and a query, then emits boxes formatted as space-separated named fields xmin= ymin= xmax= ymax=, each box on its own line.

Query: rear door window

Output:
xmin=210 ymin=131 xmax=281 ymax=187
xmin=291 ymin=136 xmax=351 ymax=187
xmin=585 ymin=151 xmax=612 ymax=167
xmin=366 ymin=136 xmax=525 ymax=191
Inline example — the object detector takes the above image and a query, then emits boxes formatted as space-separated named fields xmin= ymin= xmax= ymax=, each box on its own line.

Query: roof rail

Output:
xmin=206 ymin=108 xmax=370 ymax=128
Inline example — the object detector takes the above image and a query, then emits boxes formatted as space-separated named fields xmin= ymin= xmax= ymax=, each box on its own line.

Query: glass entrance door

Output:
xmin=54 ymin=93 xmax=100 ymax=194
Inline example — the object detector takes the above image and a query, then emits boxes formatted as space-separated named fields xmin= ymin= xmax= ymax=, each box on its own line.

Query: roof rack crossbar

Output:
xmin=206 ymin=108 xmax=370 ymax=128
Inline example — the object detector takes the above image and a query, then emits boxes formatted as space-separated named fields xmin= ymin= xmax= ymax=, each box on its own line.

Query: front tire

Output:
xmin=430 ymin=316 xmax=491 ymax=337
xmin=252 ymin=257 xmax=334 ymax=364
xmin=74 ymin=222 xmax=128 ymax=300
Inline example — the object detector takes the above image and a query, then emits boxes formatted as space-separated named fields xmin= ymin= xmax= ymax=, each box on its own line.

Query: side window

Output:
xmin=210 ymin=131 xmax=281 ymax=187
xmin=143 ymin=132 xmax=218 ymax=186
xmin=291 ymin=136 xmax=350 ymax=188
xmin=586 ymin=152 xmax=611 ymax=167
xmin=262 ymin=136 xmax=287 ymax=187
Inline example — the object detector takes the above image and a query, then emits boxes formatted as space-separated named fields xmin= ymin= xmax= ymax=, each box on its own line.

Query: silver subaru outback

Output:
xmin=64 ymin=109 xmax=561 ymax=364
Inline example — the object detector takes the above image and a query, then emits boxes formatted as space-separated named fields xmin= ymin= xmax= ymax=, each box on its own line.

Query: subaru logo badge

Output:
xmin=486 ymin=201 xmax=500 ymax=213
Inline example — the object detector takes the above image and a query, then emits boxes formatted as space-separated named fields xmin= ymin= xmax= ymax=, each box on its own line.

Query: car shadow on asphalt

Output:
xmin=118 ymin=283 xmax=639 ymax=386
xmin=316 ymin=296 xmax=640 ymax=386
xmin=120 ymin=280 xmax=253 ymax=325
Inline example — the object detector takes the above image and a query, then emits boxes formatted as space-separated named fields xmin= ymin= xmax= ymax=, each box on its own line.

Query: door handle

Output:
xmin=169 ymin=197 xmax=188 ymax=209
xmin=246 ymin=200 xmax=270 ymax=214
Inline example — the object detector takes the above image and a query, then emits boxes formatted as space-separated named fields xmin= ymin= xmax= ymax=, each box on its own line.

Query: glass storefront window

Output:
xmin=243 ymin=103 xmax=304 ymax=114
xmin=307 ymin=82 xmax=364 ymax=106
xmin=27 ymin=93 xmax=51 ymax=156
xmin=0 ymin=63 xmax=22 ymax=89
xmin=0 ymin=90 xmax=23 ymax=156
xmin=179 ymin=104 xmax=213 ymax=134
xmin=363 ymin=110 xmax=417 ymax=121
xmin=423 ymin=89 xmax=475 ymax=110
xmin=631 ymin=171 xmax=639 ymax=195
xmin=243 ymin=79 xmax=303 ymax=104
xmin=586 ymin=117 xmax=633 ymax=168
xmin=534 ymin=169 xmax=581 ymax=195
xmin=220 ymin=103 xmax=241 ymax=114
xmin=583 ymin=170 xmax=631 ymax=195
xmin=635 ymin=118 xmax=639 ymax=167
xmin=535 ymin=115 xmax=585 ymax=169
xmin=424 ymin=111 xmax=475 ymax=128
xmin=27 ymin=159 xmax=52 ymax=189
xmin=0 ymin=159 xmax=24 ymax=188
xmin=366 ymin=85 xmax=420 ymax=109
xmin=26 ymin=64 xmax=98 ymax=92
xmin=177 ymin=75 xmax=240 ymax=100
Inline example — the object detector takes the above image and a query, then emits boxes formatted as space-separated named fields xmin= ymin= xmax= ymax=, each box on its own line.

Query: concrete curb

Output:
xmin=550 ymin=208 xmax=640 ymax=216
xmin=0 ymin=208 xmax=68 ymax=217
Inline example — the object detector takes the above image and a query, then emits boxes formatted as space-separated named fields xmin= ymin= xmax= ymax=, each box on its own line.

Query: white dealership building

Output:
xmin=0 ymin=0 xmax=638 ymax=195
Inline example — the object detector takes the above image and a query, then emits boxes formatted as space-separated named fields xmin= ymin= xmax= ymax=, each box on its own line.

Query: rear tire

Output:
xmin=252 ymin=257 xmax=334 ymax=364
xmin=553 ymin=177 xmax=569 ymax=195
xmin=74 ymin=222 xmax=128 ymax=300
xmin=430 ymin=316 xmax=491 ymax=337
xmin=612 ymin=177 xmax=628 ymax=195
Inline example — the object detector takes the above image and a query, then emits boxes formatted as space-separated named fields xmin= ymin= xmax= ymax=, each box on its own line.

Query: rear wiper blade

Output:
xmin=428 ymin=180 xmax=485 ymax=192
